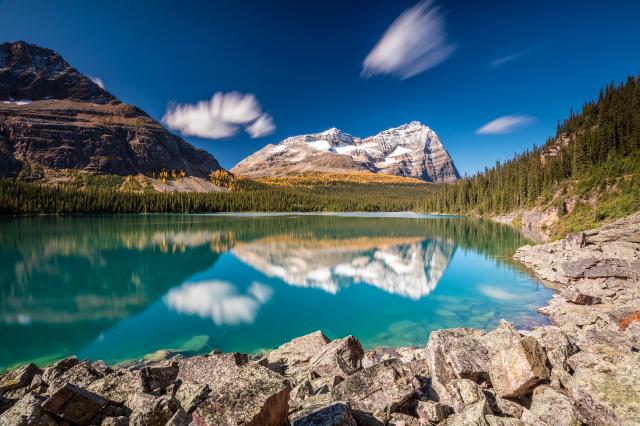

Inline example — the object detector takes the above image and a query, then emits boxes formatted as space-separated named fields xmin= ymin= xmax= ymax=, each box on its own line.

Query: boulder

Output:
xmin=187 ymin=359 xmax=290 ymax=426
xmin=45 ymin=360 xmax=104 ymax=394
xmin=528 ymin=385 xmax=581 ymax=426
xmin=42 ymin=383 xmax=111 ymax=425
xmin=265 ymin=331 xmax=330 ymax=377
xmin=87 ymin=369 xmax=145 ymax=404
xmin=483 ymin=390 xmax=523 ymax=419
xmin=416 ymin=400 xmax=452 ymax=423
xmin=440 ymin=378 xmax=487 ymax=413
xmin=0 ymin=363 xmax=41 ymax=395
xmin=570 ymin=354 xmax=640 ymax=424
xmin=100 ymin=415 xmax=130 ymax=426
xmin=41 ymin=356 xmax=79 ymax=385
xmin=362 ymin=348 xmax=403 ymax=368
xmin=290 ymin=401 xmax=357 ymax=426
xmin=560 ymin=287 xmax=602 ymax=305
xmin=139 ymin=363 xmax=179 ymax=393
xmin=177 ymin=353 xmax=247 ymax=385
xmin=425 ymin=328 xmax=489 ymax=399
xmin=126 ymin=392 xmax=174 ymax=426
xmin=442 ymin=400 xmax=490 ymax=426
xmin=561 ymin=233 xmax=586 ymax=250
xmin=527 ymin=326 xmax=575 ymax=372
xmin=387 ymin=412 xmax=421 ymax=425
xmin=331 ymin=359 xmax=419 ymax=423
xmin=483 ymin=323 xmax=549 ymax=397
xmin=173 ymin=380 xmax=210 ymax=413
xmin=306 ymin=336 xmax=363 ymax=380
xmin=0 ymin=393 xmax=57 ymax=425
xmin=485 ymin=416 xmax=524 ymax=426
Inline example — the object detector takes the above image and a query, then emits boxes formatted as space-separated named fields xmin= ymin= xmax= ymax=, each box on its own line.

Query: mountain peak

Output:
xmin=0 ymin=41 xmax=115 ymax=104
xmin=321 ymin=127 xmax=343 ymax=135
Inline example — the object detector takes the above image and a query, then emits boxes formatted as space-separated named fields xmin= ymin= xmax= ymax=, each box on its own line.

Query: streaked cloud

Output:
xmin=476 ymin=114 xmax=535 ymax=135
xmin=163 ymin=91 xmax=276 ymax=139
xmin=362 ymin=0 xmax=456 ymax=79
xmin=89 ymin=76 xmax=105 ymax=89
xmin=164 ymin=280 xmax=273 ymax=325
xmin=490 ymin=43 xmax=547 ymax=67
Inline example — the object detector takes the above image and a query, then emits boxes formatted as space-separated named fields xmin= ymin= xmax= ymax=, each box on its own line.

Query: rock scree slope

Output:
xmin=0 ymin=41 xmax=220 ymax=178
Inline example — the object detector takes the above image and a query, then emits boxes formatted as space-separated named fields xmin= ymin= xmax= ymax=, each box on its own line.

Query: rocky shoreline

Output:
xmin=1 ymin=214 xmax=639 ymax=425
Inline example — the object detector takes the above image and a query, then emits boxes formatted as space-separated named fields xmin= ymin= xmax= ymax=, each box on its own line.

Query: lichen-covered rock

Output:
xmin=265 ymin=331 xmax=330 ymax=377
xmin=0 ymin=363 xmax=41 ymax=395
xmin=290 ymin=401 xmax=357 ymax=426
xmin=173 ymin=380 xmax=210 ymax=413
xmin=87 ymin=369 xmax=144 ymax=404
xmin=42 ymin=383 xmax=111 ymax=425
xmin=527 ymin=326 xmax=575 ymax=373
xmin=45 ymin=360 xmax=104 ymax=394
xmin=177 ymin=353 xmax=247 ymax=385
xmin=442 ymin=400 xmax=490 ymax=426
xmin=188 ymin=360 xmax=290 ymax=426
xmin=166 ymin=409 xmax=191 ymax=426
xmin=485 ymin=415 xmax=524 ymax=426
xmin=307 ymin=335 xmax=364 ymax=380
xmin=139 ymin=363 xmax=179 ymax=393
xmin=483 ymin=323 xmax=549 ymax=397
xmin=528 ymin=385 xmax=581 ymax=426
xmin=0 ymin=393 xmax=57 ymax=425
xmin=426 ymin=328 xmax=489 ymax=400
xmin=126 ymin=393 xmax=174 ymax=426
xmin=483 ymin=390 xmax=523 ymax=419
xmin=570 ymin=353 xmax=640 ymax=424
xmin=416 ymin=400 xmax=452 ymax=423
xmin=41 ymin=356 xmax=79 ymax=385
xmin=387 ymin=412 xmax=421 ymax=425
xmin=560 ymin=287 xmax=602 ymax=305
xmin=100 ymin=415 xmax=130 ymax=426
xmin=331 ymin=359 xmax=419 ymax=423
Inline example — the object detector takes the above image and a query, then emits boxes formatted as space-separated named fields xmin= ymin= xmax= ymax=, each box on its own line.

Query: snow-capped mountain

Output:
xmin=231 ymin=237 xmax=456 ymax=300
xmin=231 ymin=121 xmax=460 ymax=183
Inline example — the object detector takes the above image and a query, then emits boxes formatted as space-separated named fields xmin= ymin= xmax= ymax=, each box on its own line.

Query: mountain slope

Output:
xmin=0 ymin=41 xmax=220 ymax=178
xmin=232 ymin=121 xmax=459 ymax=183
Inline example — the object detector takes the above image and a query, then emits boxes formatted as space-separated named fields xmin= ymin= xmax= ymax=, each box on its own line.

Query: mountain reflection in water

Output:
xmin=0 ymin=214 xmax=551 ymax=370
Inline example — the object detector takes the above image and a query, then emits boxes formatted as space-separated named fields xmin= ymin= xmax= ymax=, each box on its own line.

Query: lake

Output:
xmin=0 ymin=213 xmax=552 ymax=370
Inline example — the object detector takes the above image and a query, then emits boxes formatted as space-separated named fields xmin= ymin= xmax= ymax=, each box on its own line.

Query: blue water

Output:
xmin=0 ymin=214 xmax=552 ymax=369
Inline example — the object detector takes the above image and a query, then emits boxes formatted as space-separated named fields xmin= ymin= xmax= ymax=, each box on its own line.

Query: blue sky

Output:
xmin=1 ymin=0 xmax=639 ymax=175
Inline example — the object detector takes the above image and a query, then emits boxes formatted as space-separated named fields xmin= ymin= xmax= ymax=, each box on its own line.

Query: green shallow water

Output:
xmin=0 ymin=213 xmax=552 ymax=370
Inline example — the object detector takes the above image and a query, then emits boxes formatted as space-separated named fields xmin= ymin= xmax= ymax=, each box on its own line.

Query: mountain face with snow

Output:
xmin=231 ymin=121 xmax=459 ymax=183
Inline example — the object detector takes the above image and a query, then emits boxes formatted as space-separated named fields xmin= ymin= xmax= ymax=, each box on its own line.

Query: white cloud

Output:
xmin=163 ymin=92 xmax=276 ymax=140
xmin=164 ymin=280 xmax=273 ymax=325
xmin=476 ymin=114 xmax=535 ymax=135
xmin=362 ymin=0 xmax=456 ymax=79
xmin=89 ymin=76 xmax=105 ymax=89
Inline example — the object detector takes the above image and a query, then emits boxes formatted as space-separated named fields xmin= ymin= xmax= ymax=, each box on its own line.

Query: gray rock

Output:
xmin=485 ymin=416 xmax=524 ymax=426
xmin=0 ymin=363 xmax=41 ymax=395
xmin=442 ymin=400 xmax=490 ymax=426
xmin=361 ymin=348 xmax=403 ymax=368
xmin=46 ymin=360 xmax=104 ymax=394
xmin=307 ymin=335 xmax=364 ymax=380
xmin=416 ymin=400 xmax=452 ymax=422
xmin=265 ymin=331 xmax=330 ymax=377
xmin=186 ymin=358 xmax=290 ymax=426
xmin=387 ymin=412 xmax=421 ymax=425
xmin=126 ymin=393 xmax=173 ymax=426
xmin=560 ymin=287 xmax=602 ymax=305
xmin=42 ymin=383 xmax=111 ymax=425
xmin=440 ymin=378 xmax=487 ymax=413
xmin=484 ymin=323 xmax=549 ymax=397
xmin=291 ymin=401 xmax=357 ymax=426
xmin=173 ymin=380 xmax=209 ymax=413
xmin=425 ymin=328 xmax=489 ymax=400
xmin=528 ymin=385 xmax=581 ymax=426
xmin=139 ymin=363 xmax=179 ymax=393
xmin=561 ymin=258 xmax=598 ymax=279
xmin=41 ymin=356 xmax=79 ymax=384
xmin=561 ymin=233 xmax=586 ymax=250
xmin=0 ymin=393 xmax=57 ymax=425
xmin=87 ymin=369 xmax=145 ymax=404
xmin=528 ymin=326 xmax=575 ymax=372
xmin=331 ymin=359 xmax=419 ymax=423
xmin=570 ymin=353 xmax=640 ymax=424
xmin=483 ymin=390 xmax=523 ymax=419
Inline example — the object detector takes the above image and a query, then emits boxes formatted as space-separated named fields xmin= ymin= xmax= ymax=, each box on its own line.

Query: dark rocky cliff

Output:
xmin=0 ymin=41 xmax=220 ymax=178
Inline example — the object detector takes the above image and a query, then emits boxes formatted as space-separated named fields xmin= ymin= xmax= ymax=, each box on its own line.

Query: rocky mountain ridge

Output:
xmin=0 ymin=41 xmax=220 ymax=178
xmin=232 ymin=121 xmax=460 ymax=183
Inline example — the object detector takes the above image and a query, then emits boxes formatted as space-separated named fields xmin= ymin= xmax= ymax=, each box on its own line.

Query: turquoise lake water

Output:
xmin=0 ymin=214 xmax=552 ymax=370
